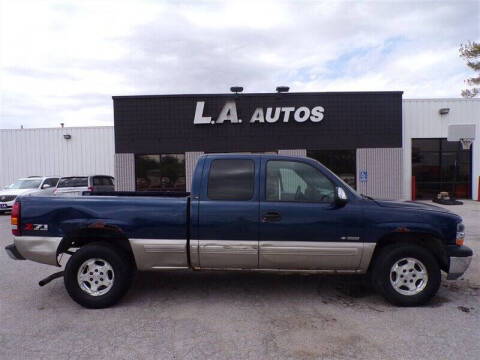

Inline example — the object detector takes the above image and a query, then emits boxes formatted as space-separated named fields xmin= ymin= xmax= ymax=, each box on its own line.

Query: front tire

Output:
xmin=64 ymin=243 xmax=134 ymax=308
xmin=371 ymin=243 xmax=441 ymax=306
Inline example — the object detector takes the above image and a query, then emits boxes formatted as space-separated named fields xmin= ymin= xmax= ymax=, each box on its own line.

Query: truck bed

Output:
xmin=18 ymin=195 xmax=189 ymax=240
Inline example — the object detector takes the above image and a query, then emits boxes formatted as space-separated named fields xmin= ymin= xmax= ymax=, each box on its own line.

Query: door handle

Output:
xmin=262 ymin=211 xmax=282 ymax=222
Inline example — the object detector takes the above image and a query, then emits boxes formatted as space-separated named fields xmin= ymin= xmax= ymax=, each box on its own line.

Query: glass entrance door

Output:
xmin=412 ymin=138 xmax=472 ymax=199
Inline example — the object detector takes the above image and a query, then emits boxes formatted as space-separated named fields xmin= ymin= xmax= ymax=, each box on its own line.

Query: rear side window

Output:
xmin=207 ymin=159 xmax=254 ymax=201
xmin=57 ymin=177 xmax=88 ymax=188
xmin=93 ymin=176 xmax=114 ymax=186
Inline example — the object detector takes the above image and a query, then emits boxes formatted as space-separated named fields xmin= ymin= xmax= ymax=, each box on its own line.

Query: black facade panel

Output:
xmin=113 ymin=92 xmax=402 ymax=154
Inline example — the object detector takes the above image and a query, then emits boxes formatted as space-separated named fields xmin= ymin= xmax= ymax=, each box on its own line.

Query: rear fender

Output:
xmin=57 ymin=222 xmax=134 ymax=265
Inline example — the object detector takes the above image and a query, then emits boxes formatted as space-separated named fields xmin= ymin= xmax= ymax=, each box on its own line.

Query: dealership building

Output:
xmin=112 ymin=91 xmax=479 ymax=201
xmin=1 ymin=91 xmax=478 ymax=201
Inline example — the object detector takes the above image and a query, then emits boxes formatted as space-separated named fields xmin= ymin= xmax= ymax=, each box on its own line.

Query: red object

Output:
xmin=412 ymin=176 xmax=416 ymax=201
xmin=455 ymin=184 xmax=468 ymax=198
xmin=11 ymin=202 xmax=21 ymax=236
xmin=88 ymin=186 xmax=94 ymax=191
xmin=24 ymin=223 xmax=33 ymax=231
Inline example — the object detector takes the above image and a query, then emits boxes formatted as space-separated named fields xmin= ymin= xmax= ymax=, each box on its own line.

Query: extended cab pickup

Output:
xmin=5 ymin=154 xmax=473 ymax=308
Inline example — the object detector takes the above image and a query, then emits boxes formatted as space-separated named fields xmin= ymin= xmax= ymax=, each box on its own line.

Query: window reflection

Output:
xmin=135 ymin=154 xmax=186 ymax=192
xmin=307 ymin=150 xmax=356 ymax=189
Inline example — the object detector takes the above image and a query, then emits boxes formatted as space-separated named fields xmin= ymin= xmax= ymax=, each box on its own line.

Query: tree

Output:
xmin=459 ymin=41 xmax=480 ymax=98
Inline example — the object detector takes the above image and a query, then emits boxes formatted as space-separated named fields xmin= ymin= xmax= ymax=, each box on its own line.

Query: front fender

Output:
xmin=372 ymin=222 xmax=445 ymax=243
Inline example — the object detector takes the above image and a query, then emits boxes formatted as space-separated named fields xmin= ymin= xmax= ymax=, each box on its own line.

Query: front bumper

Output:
xmin=5 ymin=244 xmax=25 ymax=260
xmin=0 ymin=200 xmax=14 ymax=211
xmin=446 ymin=245 xmax=473 ymax=280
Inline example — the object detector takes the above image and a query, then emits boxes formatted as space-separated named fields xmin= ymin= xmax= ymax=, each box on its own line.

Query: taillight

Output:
xmin=11 ymin=201 xmax=21 ymax=236
xmin=88 ymin=186 xmax=94 ymax=192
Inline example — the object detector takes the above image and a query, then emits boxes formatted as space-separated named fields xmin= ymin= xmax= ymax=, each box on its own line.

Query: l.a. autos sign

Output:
xmin=193 ymin=101 xmax=325 ymax=125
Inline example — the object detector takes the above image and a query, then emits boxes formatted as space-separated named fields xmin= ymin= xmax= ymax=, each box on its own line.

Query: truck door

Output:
xmin=197 ymin=157 xmax=260 ymax=269
xmin=259 ymin=158 xmax=364 ymax=270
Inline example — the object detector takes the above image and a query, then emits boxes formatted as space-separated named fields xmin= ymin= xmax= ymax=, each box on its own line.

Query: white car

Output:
xmin=54 ymin=175 xmax=115 ymax=197
xmin=0 ymin=176 xmax=59 ymax=213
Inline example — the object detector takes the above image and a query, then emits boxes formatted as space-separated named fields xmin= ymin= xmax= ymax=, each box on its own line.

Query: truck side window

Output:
xmin=207 ymin=159 xmax=254 ymax=201
xmin=266 ymin=161 xmax=335 ymax=203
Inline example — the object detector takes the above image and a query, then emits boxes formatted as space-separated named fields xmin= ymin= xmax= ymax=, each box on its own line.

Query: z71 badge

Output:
xmin=24 ymin=223 xmax=48 ymax=231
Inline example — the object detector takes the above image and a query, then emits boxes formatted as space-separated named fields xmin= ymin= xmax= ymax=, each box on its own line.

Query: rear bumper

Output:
xmin=446 ymin=245 xmax=473 ymax=280
xmin=5 ymin=244 xmax=25 ymax=260
xmin=13 ymin=236 xmax=62 ymax=266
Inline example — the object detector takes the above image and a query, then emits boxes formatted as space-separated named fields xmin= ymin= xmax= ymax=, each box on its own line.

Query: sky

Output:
xmin=0 ymin=0 xmax=479 ymax=129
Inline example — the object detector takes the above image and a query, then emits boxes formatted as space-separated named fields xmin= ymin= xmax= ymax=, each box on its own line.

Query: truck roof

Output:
xmin=200 ymin=153 xmax=305 ymax=160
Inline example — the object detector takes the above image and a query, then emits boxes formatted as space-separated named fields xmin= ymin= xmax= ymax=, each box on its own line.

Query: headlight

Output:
xmin=456 ymin=223 xmax=465 ymax=246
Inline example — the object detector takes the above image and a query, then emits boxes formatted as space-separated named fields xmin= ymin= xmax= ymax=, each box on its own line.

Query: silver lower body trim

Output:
xmin=259 ymin=241 xmax=365 ymax=270
xmin=14 ymin=236 xmax=62 ymax=266
xmin=447 ymin=256 xmax=472 ymax=280
xmin=197 ymin=240 xmax=258 ymax=268
xmin=194 ymin=268 xmax=364 ymax=274
xmin=359 ymin=243 xmax=376 ymax=273
xmin=130 ymin=238 xmax=188 ymax=271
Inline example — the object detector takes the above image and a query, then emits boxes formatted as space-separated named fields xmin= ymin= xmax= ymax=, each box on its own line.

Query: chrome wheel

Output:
xmin=77 ymin=258 xmax=114 ymax=296
xmin=390 ymin=257 xmax=428 ymax=296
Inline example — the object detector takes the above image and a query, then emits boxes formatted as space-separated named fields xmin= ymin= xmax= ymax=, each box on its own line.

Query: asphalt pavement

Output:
xmin=1 ymin=201 xmax=479 ymax=360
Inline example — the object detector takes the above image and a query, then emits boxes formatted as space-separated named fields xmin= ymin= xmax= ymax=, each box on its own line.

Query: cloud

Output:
xmin=0 ymin=0 xmax=478 ymax=129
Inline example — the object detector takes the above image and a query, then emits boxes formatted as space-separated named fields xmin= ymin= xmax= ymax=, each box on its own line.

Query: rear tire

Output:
xmin=64 ymin=242 xmax=134 ymax=308
xmin=371 ymin=243 xmax=441 ymax=306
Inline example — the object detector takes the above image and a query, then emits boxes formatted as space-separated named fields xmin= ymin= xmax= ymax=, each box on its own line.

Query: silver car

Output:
xmin=0 ymin=176 xmax=59 ymax=212
xmin=54 ymin=175 xmax=115 ymax=196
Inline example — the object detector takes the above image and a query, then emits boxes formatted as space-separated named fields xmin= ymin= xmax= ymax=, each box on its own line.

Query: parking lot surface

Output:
xmin=1 ymin=201 xmax=479 ymax=360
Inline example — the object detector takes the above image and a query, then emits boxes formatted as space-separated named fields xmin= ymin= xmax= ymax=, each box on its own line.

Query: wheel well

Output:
xmin=58 ymin=228 xmax=136 ymax=267
xmin=368 ymin=233 xmax=448 ymax=272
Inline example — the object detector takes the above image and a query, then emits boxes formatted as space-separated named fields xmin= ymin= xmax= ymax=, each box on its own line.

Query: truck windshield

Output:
xmin=57 ymin=177 xmax=88 ymax=188
xmin=9 ymin=179 xmax=42 ymax=189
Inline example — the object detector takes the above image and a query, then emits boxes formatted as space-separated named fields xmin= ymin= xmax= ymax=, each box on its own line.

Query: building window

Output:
xmin=207 ymin=159 xmax=255 ymax=200
xmin=412 ymin=139 xmax=472 ymax=199
xmin=135 ymin=154 xmax=186 ymax=192
xmin=307 ymin=150 xmax=356 ymax=189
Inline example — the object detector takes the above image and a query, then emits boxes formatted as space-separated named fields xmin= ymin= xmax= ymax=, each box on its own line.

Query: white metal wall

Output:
xmin=185 ymin=152 xmax=204 ymax=192
xmin=278 ymin=149 xmax=307 ymax=157
xmin=114 ymin=153 xmax=135 ymax=191
xmin=402 ymin=99 xmax=480 ymax=200
xmin=357 ymin=148 xmax=403 ymax=199
xmin=0 ymin=127 xmax=114 ymax=187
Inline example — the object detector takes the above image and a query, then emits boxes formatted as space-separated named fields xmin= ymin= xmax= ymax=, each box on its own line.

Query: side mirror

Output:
xmin=42 ymin=184 xmax=51 ymax=189
xmin=334 ymin=187 xmax=348 ymax=207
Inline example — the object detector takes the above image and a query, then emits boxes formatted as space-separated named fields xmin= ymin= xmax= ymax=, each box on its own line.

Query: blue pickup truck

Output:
xmin=5 ymin=154 xmax=473 ymax=308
